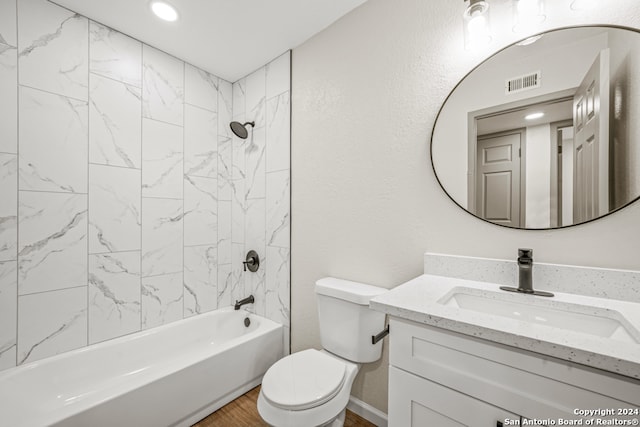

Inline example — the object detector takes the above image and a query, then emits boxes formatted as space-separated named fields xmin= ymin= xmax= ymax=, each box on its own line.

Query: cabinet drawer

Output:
xmin=389 ymin=317 xmax=640 ymax=421
xmin=389 ymin=366 xmax=519 ymax=427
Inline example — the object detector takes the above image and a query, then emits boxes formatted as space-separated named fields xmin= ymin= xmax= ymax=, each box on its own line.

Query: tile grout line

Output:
xmin=182 ymin=60 xmax=186 ymax=320
xmin=86 ymin=15 xmax=91 ymax=347
xmin=140 ymin=42 xmax=144 ymax=333
xmin=14 ymin=0 xmax=19 ymax=368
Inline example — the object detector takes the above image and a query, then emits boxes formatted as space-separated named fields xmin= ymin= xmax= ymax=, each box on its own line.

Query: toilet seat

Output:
xmin=261 ymin=349 xmax=347 ymax=411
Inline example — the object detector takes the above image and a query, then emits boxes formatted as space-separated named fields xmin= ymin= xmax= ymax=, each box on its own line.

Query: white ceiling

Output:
xmin=51 ymin=0 xmax=368 ymax=82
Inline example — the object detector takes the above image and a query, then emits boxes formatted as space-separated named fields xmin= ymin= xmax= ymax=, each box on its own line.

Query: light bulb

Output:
xmin=151 ymin=1 xmax=179 ymax=22
xmin=463 ymin=0 xmax=491 ymax=50
xmin=512 ymin=0 xmax=545 ymax=33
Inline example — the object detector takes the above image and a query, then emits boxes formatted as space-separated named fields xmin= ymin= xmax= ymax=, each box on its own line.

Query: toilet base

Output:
xmin=257 ymin=351 xmax=359 ymax=427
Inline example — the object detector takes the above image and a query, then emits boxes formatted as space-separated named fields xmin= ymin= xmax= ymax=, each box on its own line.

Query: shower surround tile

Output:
xmin=218 ymin=135 xmax=233 ymax=201
xmin=266 ymin=170 xmax=290 ymax=248
xmin=184 ymin=104 xmax=218 ymax=178
xmin=217 ymin=263 xmax=232 ymax=309
xmin=18 ymin=0 xmax=88 ymax=100
xmin=231 ymin=243 xmax=247 ymax=304
xmin=89 ymin=73 xmax=142 ymax=169
xmin=142 ymin=45 xmax=184 ymax=126
xmin=218 ymin=80 xmax=233 ymax=139
xmin=142 ymin=118 xmax=183 ymax=199
xmin=246 ymin=126 xmax=266 ymax=200
xmin=266 ymin=246 xmax=290 ymax=327
xmin=0 ymin=43 xmax=17 ymax=154
xmin=142 ymin=198 xmax=183 ymax=277
xmin=0 ymin=261 xmax=17 ymax=370
xmin=0 ymin=154 xmax=17 ymax=262
xmin=231 ymin=178 xmax=246 ymax=245
xmin=89 ymin=21 xmax=142 ymax=88
xmin=89 ymin=165 xmax=141 ymax=254
xmin=0 ymin=9 xmax=289 ymax=371
xmin=184 ymin=176 xmax=217 ymax=247
xmin=185 ymin=64 xmax=218 ymax=112
xmin=248 ymin=263 xmax=266 ymax=317
xmin=232 ymin=78 xmax=246 ymax=123
xmin=142 ymin=272 xmax=183 ymax=329
xmin=266 ymin=92 xmax=291 ymax=173
xmin=89 ymin=252 xmax=141 ymax=344
xmin=246 ymin=198 xmax=266 ymax=254
xmin=184 ymin=245 xmax=217 ymax=317
xmin=218 ymin=200 xmax=232 ymax=265
xmin=17 ymin=286 xmax=87 ymax=365
xmin=18 ymin=191 xmax=87 ymax=295
xmin=19 ymin=86 xmax=88 ymax=194
xmin=0 ymin=0 xmax=17 ymax=47
xmin=246 ymin=67 xmax=266 ymax=129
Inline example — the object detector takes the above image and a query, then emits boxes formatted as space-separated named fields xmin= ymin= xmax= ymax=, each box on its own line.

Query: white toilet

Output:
xmin=257 ymin=277 xmax=388 ymax=427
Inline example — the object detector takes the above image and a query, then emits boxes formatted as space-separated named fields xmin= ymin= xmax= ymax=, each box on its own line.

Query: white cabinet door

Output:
xmin=389 ymin=366 xmax=520 ymax=427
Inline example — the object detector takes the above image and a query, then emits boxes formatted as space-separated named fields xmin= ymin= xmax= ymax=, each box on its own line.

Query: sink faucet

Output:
xmin=500 ymin=249 xmax=554 ymax=297
xmin=234 ymin=295 xmax=255 ymax=310
xmin=517 ymin=248 xmax=534 ymax=293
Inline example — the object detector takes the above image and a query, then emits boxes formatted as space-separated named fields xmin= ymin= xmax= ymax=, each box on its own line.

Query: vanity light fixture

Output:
xmin=463 ymin=0 xmax=492 ymax=50
xmin=150 ymin=1 xmax=179 ymax=22
xmin=525 ymin=112 xmax=544 ymax=120
xmin=512 ymin=0 xmax=545 ymax=34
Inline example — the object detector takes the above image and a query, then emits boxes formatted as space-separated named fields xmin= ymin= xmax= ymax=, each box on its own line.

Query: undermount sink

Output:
xmin=439 ymin=287 xmax=640 ymax=344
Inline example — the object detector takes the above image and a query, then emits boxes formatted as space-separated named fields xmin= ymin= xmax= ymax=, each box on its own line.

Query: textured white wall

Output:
xmin=291 ymin=0 xmax=640 ymax=413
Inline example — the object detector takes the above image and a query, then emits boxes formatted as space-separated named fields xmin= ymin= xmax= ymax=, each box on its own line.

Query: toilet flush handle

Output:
xmin=371 ymin=325 xmax=390 ymax=345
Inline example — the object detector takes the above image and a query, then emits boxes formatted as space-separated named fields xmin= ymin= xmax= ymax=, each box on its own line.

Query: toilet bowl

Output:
xmin=257 ymin=277 xmax=387 ymax=427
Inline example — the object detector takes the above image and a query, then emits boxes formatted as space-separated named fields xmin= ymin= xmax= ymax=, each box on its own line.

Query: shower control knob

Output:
xmin=243 ymin=250 xmax=260 ymax=273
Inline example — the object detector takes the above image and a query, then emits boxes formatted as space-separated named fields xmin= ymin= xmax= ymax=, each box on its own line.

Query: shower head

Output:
xmin=230 ymin=121 xmax=255 ymax=139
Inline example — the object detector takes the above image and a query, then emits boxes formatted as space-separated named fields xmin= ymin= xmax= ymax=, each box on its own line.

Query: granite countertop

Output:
xmin=370 ymin=274 xmax=640 ymax=379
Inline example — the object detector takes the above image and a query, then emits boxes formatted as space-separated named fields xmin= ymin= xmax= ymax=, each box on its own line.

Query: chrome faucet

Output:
xmin=500 ymin=249 xmax=554 ymax=297
xmin=234 ymin=295 xmax=255 ymax=310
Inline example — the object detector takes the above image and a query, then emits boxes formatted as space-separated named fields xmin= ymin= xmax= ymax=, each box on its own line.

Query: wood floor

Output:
xmin=192 ymin=386 xmax=376 ymax=427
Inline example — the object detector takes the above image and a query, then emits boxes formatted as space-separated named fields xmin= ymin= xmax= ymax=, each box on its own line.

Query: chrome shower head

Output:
xmin=230 ymin=121 xmax=255 ymax=139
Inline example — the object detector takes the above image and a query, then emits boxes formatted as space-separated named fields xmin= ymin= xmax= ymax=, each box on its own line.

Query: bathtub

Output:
xmin=0 ymin=307 xmax=283 ymax=427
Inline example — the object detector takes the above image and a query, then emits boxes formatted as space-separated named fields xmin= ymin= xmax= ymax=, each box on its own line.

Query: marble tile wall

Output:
xmin=232 ymin=53 xmax=292 ymax=352
xmin=0 ymin=0 xmax=290 ymax=372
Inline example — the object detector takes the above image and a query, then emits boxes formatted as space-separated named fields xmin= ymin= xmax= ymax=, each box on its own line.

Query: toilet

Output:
xmin=257 ymin=277 xmax=388 ymax=427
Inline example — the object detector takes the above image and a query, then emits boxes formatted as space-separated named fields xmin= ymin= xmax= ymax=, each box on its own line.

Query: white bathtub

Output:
xmin=0 ymin=307 xmax=283 ymax=427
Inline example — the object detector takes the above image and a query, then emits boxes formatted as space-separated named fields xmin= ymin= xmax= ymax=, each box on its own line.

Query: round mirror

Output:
xmin=431 ymin=26 xmax=640 ymax=229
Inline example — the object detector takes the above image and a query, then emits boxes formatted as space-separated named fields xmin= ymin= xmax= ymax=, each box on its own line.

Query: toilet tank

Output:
xmin=315 ymin=277 xmax=388 ymax=363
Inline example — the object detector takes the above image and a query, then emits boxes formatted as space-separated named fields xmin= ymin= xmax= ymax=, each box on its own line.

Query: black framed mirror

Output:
xmin=431 ymin=26 xmax=640 ymax=230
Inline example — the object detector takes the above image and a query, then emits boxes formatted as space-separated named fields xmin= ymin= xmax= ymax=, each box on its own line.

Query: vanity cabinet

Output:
xmin=388 ymin=317 xmax=640 ymax=426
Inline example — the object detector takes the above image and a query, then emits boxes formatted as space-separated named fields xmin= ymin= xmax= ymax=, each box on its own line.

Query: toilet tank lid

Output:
xmin=315 ymin=277 xmax=388 ymax=305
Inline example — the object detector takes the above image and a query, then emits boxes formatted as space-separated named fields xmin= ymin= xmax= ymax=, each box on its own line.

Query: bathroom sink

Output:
xmin=439 ymin=287 xmax=640 ymax=344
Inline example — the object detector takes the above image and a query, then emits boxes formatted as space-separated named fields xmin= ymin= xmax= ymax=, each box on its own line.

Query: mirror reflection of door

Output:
xmin=470 ymin=94 xmax=573 ymax=228
xmin=475 ymin=130 xmax=524 ymax=227
xmin=573 ymin=48 xmax=610 ymax=224
xmin=550 ymin=121 xmax=574 ymax=227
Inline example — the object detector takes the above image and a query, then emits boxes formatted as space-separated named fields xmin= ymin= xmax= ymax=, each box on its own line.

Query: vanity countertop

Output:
xmin=370 ymin=274 xmax=640 ymax=379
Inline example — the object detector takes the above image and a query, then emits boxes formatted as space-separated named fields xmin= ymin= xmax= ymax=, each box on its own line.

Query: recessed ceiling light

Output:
xmin=525 ymin=112 xmax=545 ymax=120
xmin=151 ymin=1 xmax=179 ymax=22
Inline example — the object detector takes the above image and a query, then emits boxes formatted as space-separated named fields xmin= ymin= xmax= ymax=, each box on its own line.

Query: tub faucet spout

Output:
xmin=234 ymin=295 xmax=254 ymax=310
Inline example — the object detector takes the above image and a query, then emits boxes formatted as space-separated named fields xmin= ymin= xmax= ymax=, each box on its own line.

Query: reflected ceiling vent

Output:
xmin=505 ymin=71 xmax=541 ymax=94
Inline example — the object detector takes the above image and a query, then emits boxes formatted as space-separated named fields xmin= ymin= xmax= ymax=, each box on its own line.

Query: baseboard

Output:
xmin=347 ymin=395 xmax=388 ymax=427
